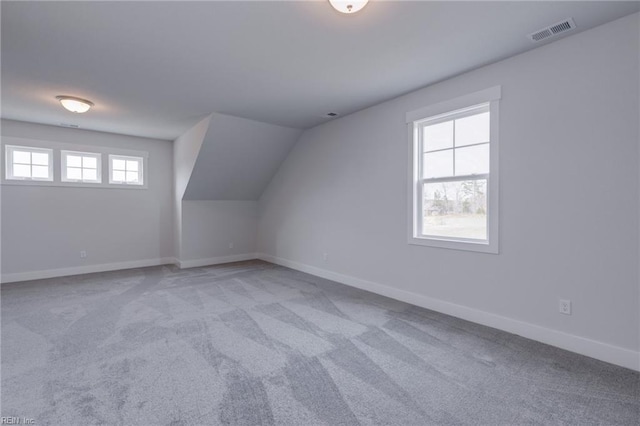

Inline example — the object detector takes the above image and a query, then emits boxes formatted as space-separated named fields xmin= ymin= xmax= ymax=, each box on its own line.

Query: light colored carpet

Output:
xmin=1 ymin=260 xmax=638 ymax=425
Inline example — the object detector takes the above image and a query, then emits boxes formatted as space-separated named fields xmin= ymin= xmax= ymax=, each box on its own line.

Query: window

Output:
xmin=407 ymin=87 xmax=500 ymax=253
xmin=109 ymin=155 xmax=143 ymax=185
xmin=4 ymin=145 xmax=53 ymax=181
xmin=61 ymin=150 xmax=101 ymax=183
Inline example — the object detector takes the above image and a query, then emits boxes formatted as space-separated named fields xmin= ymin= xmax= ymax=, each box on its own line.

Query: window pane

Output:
xmin=82 ymin=156 xmax=97 ymax=169
xmin=423 ymin=150 xmax=453 ymax=179
xmin=126 ymin=171 xmax=139 ymax=183
xmin=422 ymin=179 xmax=487 ymax=240
xmin=67 ymin=167 xmax=82 ymax=180
xmin=83 ymin=169 xmax=97 ymax=181
xmin=13 ymin=164 xmax=31 ymax=177
xmin=13 ymin=151 xmax=31 ymax=164
xmin=32 ymin=165 xmax=49 ymax=179
xmin=112 ymin=170 xmax=125 ymax=182
xmin=126 ymin=160 xmax=139 ymax=172
xmin=455 ymin=144 xmax=489 ymax=176
xmin=32 ymin=152 xmax=49 ymax=166
xmin=67 ymin=155 xmax=82 ymax=167
xmin=423 ymin=120 xmax=453 ymax=152
xmin=112 ymin=159 xmax=126 ymax=170
xmin=455 ymin=112 xmax=490 ymax=147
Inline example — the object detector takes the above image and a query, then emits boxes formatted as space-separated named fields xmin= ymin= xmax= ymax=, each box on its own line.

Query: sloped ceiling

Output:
xmin=183 ymin=114 xmax=302 ymax=201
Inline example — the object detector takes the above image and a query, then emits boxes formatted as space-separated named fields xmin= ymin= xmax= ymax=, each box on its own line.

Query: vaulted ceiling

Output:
xmin=2 ymin=1 xmax=638 ymax=140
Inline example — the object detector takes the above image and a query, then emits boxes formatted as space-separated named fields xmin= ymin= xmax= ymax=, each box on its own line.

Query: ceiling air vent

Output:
xmin=528 ymin=18 xmax=576 ymax=42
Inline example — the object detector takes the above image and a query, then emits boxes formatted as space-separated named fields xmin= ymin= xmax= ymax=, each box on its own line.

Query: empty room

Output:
xmin=1 ymin=1 xmax=638 ymax=425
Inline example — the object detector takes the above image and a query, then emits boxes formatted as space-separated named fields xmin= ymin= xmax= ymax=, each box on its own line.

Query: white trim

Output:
xmin=257 ymin=253 xmax=640 ymax=372
xmin=0 ymin=257 xmax=178 ymax=284
xmin=177 ymin=253 xmax=258 ymax=269
xmin=406 ymin=86 xmax=502 ymax=123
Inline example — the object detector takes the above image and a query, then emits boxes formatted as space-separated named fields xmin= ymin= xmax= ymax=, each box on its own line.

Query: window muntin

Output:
xmin=61 ymin=150 xmax=101 ymax=183
xmin=408 ymin=87 xmax=500 ymax=254
xmin=5 ymin=145 xmax=53 ymax=181
xmin=109 ymin=155 xmax=143 ymax=185
xmin=416 ymin=104 xmax=490 ymax=242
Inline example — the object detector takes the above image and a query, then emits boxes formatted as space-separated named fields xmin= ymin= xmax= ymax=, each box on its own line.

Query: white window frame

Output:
xmin=4 ymin=145 xmax=53 ymax=181
xmin=61 ymin=150 xmax=102 ymax=183
xmin=406 ymin=86 xmax=501 ymax=254
xmin=109 ymin=154 xmax=144 ymax=186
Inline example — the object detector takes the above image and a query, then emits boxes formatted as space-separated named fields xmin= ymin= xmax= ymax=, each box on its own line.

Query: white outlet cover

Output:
xmin=559 ymin=299 xmax=571 ymax=315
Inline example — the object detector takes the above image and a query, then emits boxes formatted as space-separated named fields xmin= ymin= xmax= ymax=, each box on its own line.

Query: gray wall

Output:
xmin=257 ymin=15 xmax=639 ymax=358
xmin=181 ymin=200 xmax=257 ymax=263
xmin=1 ymin=120 xmax=174 ymax=277
xmin=184 ymin=113 xmax=302 ymax=201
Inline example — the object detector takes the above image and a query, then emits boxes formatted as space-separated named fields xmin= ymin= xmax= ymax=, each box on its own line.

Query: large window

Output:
xmin=4 ymin=145 xmax=53 ymax=181
xmin=407 ymin=87 xmax=500 ymax=253
xmin=61 ymin=150 xmax=101 ymax=183
xmin=109 ymin=155 xmax=144 ymax=185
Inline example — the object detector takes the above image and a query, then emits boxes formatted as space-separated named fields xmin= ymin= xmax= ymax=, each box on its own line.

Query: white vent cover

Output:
xmin=528 ymin=18 xmax=576 ymax=42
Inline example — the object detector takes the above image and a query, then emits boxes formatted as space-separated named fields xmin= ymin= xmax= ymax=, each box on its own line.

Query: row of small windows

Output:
xmin=4 ymin=145 xmax=144 ymax=185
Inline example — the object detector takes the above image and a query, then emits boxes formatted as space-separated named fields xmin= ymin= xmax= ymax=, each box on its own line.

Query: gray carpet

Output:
xmin=1 ymin=260 xmax=638 ymax=425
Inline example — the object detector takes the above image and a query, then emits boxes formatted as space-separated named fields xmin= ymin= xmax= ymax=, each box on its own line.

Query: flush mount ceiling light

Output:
xmin=56 ymin=95 xmax=94 ymax=113
xmin=329 ymin=0 xmax=369 ymax=14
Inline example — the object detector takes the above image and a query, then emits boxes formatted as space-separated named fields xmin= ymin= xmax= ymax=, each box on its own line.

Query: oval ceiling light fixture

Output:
xmin=329 ymin=0 xmax=369 ymax=14
xmin=56 ymin=95 xmax=94 ymax=113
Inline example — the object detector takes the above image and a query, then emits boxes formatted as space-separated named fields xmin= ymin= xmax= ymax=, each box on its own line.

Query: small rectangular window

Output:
xmin=407 ymin=87 xmax=500 ymax=253
xmin=61 ymin=150 xmax=102 ymax=183
xmin=5 ymin=145 xmax=53 ymax=181
xmin=109 ymin=154 xmax=144 ymax=185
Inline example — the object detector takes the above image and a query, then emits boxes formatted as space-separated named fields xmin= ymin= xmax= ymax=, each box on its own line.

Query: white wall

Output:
xmin=180 ymin=200 xmax=257 ymax=267
xmin=1 ymin=119 xmax=174 ymax=281
xmin=173 ymin=115 xmax=212 ymax=259
xmin=257 ymin=14 xmax=640 ymax=369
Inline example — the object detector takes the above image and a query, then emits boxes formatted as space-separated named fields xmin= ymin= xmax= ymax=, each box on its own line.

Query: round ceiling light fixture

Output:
xmin=56 ymin=95 xmax=94 ymax=113
xmin=329 ymin=0 xmax=369 ymax=14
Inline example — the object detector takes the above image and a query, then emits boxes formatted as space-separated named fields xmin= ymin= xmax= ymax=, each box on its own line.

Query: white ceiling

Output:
xmin=2 ymin=1 xmax=638 ymax=140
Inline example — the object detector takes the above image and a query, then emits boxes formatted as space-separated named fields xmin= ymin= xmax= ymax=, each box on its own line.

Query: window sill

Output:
xmin=1 ymin=179 xmax=148 ymax=190
xmin=408 ymin=236 xmax=499 ymax=254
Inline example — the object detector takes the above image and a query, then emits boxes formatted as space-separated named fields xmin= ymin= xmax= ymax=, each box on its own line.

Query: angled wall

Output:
xmin=184 ymin=113 xmax=302 ymax=200
xmin=174 ymin=113 xmax=301 ymax=266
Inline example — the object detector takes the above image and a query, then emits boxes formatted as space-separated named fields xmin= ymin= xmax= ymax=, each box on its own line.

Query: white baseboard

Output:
xmin=1 ymin=257 xmax=178 ymax=284
xmin=177 ymin=253 xmax=258 ymax=269
xmin=257 ymin=252 xmax=639 ymax=372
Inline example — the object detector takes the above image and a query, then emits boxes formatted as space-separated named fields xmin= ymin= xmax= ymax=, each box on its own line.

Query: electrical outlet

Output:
xmin=80 ymin=250 xmax=87 ymax=259
xmin=559 ymin=299 xmax=571 ymax=315
xmin=228 ymin=242 xmax=234 ymax=249
xmin=322 ymin=252 xmax=328 ymax=262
